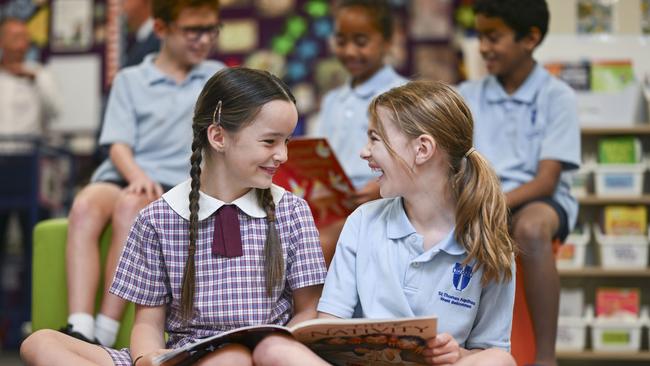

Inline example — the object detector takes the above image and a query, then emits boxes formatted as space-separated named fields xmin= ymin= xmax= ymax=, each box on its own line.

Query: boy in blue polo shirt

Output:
xmin=60 ymin=0 xmax=224 ymax=348
xmin=458 ymin=1 xmax=580 ymax=365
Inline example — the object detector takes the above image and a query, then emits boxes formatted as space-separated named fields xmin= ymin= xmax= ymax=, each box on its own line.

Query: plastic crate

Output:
xmin=594 ymin=226 xmax=649 ymax=268
xmin=594 ymin=163 xmax=645 ymax=197
xmin=591 ymin=317 xmax=643 ymax=352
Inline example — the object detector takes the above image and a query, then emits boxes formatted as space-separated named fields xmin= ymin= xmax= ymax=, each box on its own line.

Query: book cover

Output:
xmin=590 ymin=60 xmax=635 ymax=92
xmin=597 ymin=136 xmax=641 ymax=164
xmin=603 ymin=205 xmax=647 ymax=235
xmin=153 ymin=316 xmax=438 ymax=366
xmin=273 ymin=138 xmax=356 ymax=227
xmin=595 ymin=287 xmax=640 ymax=318
xmin=544 ymin=61 xmax=591 ymax=91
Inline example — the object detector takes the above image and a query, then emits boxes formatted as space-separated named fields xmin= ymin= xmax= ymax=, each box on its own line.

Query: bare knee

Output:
xmin=196 ymin=343 xmax=252 ymax=366
xmin=69 ymin=194 xmax=107 ymax=228
xmin=512 ymin=217 xmax=554 ymax=256
xmin=21 ymin=329 xmax=58 ymax=365
xmin=111 ymin=193 xmax=150 ymax=228
xmin=253 ymin=335 xmax=300 ymax=366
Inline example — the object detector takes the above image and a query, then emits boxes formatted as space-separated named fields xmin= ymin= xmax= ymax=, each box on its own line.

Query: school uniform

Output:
xmin=315 ymin=65 xmax=408 ymax=189
xmin=92 ymin=55 xmax=224 ymax=187
xmin=458 ymin=64 xmax=581 ymax=232
xmin=318 ymin=198 xmax=515 ymax=351
xmin=105 ymin=180 xmax=328 ymax=365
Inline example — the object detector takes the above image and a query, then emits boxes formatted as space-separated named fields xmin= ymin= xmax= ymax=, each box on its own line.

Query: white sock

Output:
xmin=67 ymin=313 xmax=94 ymax=340
xmin=94 ymin=314 xmax=120 ymax=347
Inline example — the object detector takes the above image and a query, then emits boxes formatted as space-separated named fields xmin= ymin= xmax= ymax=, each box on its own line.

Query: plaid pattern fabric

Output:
xmin=103 ymin=347 xmax=131 ymax=366
xmin=108 ymin=191 xmax=326 ymax=362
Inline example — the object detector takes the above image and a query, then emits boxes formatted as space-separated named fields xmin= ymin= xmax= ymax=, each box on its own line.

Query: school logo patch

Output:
xmin=452 ymin=263 xmax=473 ymax=292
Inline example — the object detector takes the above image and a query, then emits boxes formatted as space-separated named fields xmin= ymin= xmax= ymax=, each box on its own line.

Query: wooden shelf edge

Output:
xmin=578 ymin=195 xmax=650 ymax=205
xmin=557 ymin=350 xmax=650 ymax=360
xmin=558 ymin=267 xmax=650 ymax=277
xmin=581 ymin=125 xmax=650 ymax=135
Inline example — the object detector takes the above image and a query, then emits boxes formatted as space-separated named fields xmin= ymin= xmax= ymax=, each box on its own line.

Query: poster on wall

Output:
xmin=642 ymin=0 xmax=650 ymax=35
xmin=217 ymin=19 xmax=259 ymax=53
xmin=51 ymin=0 xmax=93 ymax=51
xmin=577 ymin=0 xmax=613 ymax=34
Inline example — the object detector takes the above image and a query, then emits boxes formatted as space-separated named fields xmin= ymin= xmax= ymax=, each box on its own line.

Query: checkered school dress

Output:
xmin=103 ymin=189 xmax=327 ymax=365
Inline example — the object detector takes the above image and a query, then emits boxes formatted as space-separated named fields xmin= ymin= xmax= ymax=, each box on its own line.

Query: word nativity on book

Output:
xmin=308 ymin=324 xmax=433 ymax=338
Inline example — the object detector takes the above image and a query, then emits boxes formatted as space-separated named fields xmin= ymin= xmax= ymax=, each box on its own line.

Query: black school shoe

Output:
xmin=59 ymin=324 xmax=100 ymax=345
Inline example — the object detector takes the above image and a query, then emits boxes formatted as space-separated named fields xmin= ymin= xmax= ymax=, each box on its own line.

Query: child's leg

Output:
xmin=196 ymin=343 xmax=253 ymax=366
xmin=66 ymin=183 xmax=122 ymax=340
xmin=253 ymin=334 xmax=330 ymax=366
xmin=20 ymin=329 xmax=114 ymax=366
xmin=454 ymin=349 xmax=516 ymax=366
xmin=511 ymin=202 xmax=560 ymax=366
xmin=96 ymin=191 xmax=156 ymax=346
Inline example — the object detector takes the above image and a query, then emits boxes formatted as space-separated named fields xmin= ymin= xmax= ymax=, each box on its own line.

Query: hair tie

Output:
xmin=464 ymin=147 xmax=476 ymax=158
xmin=212 ymin=100 xmax=223 ymax=125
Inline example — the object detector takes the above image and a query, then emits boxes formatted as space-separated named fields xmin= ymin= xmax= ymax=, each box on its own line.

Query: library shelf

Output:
xmin=577 ymin=195 xmax=650 ymax=205
xmin=557 ymin=351 xmax=650 ymax=361
xmin=558 ymin=268 xmax=650 ymax=277
xmin=581 ymin=125 xmax=650 ymax=135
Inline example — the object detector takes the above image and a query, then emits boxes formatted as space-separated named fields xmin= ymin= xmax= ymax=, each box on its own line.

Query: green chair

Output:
xmin=32 ymin=218 xmax=134 ymax=348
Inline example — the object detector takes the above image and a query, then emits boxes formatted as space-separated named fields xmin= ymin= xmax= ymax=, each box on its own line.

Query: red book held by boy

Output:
xmin=273 ymin=138 xmax=355 ymax=227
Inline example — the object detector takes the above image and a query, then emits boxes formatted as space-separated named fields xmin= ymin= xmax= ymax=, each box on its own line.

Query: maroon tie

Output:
xmin=212 ymin=205 xmax=243 ymax=258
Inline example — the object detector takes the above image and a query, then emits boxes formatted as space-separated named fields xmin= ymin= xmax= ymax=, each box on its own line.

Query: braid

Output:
xmin=181 ymin=134 xmax=203 ymax=320
xmin=256 ymin=188 xmax=284 ymax=296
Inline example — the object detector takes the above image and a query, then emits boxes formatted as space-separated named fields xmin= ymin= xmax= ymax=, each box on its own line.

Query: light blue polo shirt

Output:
xmin=315 ymin=65 xmax=408 ymax=189
xmin=318 ymin=198 xmax=515 ymax=350
xmin=458 ymin=64 xmax=581 ymax=229
xmin=92 ymin=54 xmax=224 ymax=186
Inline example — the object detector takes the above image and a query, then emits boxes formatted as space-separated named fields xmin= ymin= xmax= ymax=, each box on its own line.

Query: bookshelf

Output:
xmin=558 ymin=125 xmax=650 ymax=365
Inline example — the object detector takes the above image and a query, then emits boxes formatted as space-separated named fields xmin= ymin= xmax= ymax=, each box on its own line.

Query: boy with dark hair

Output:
xmin=54 ymin=0 xmax=223 ymax=350
xmin=458 ymin=1 xmax=580 ymax=365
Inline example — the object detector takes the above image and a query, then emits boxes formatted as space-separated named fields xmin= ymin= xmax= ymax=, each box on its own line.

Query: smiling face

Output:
xmin=220 ymin=100 xmax=298 ymax=192
xmin=332 ymin=5 xmax=389 ymax=86
xmin=475 ymin=14 xmax=536 ymax=80
xmin=360 ymin=106 xmax=414 ymax=198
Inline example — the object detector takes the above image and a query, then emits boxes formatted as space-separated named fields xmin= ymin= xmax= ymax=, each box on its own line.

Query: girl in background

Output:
xmin=313 ymin=0 xmax=408 ymax=261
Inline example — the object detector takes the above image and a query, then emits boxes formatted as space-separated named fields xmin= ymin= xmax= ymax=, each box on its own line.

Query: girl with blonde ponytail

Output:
xmin=258 ymin=80 xmax=517 ymax=366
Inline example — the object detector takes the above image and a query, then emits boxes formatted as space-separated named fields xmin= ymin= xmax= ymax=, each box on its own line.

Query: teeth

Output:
xmin=371 ymin=167 xmax=383 ymax=173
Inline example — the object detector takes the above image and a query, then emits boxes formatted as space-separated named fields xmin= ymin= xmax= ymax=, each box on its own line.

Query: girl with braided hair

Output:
xmin=22 ymin=67 xmax=327 ymax=366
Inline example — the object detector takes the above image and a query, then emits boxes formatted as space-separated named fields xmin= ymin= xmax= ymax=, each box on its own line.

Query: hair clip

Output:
xmin=212 ymin=100 xmax=223 ymax=125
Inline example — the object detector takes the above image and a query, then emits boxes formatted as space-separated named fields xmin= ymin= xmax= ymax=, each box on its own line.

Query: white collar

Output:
xmin=163 ymin=179 xmax=286 ymax=221
xmin=136 ymin=18 xmax=154 ymax=42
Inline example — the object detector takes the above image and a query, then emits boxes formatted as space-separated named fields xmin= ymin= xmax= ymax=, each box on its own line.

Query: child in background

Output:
xmin=21 ymin=67 xmax=328 ymax=366
xmin=458 ymin=1 xmax=580 ymax=365
xmin=60 ymin=0 xmax=224 ymax=347
xmin=312 ymin=0 xmax=408 ymax=259
xmin=254 ymin=81 xmax=517 ymax=366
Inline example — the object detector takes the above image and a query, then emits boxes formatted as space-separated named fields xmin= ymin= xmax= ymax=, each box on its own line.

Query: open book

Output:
xmin=273 ymin=138 xmax=355 ymax=227
xmin=153 ymin=316 xmax=437 ymax=366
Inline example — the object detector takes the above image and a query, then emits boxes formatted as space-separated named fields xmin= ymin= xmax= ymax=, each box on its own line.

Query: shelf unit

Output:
xmin=558 ymin=125 xmax=650 ymax=366
xmin=559 ymin=268 xmax=650 ymax=277
xmin=558 ymin=351 xmax=650 ymax=361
